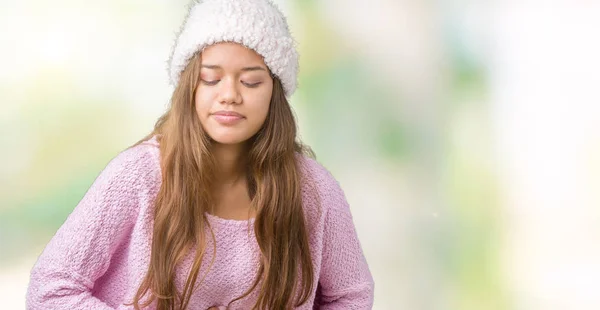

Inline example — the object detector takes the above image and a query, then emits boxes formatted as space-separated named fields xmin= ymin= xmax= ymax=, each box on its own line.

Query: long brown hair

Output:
xmin=129 ymin=51 xmax=315 ymax=309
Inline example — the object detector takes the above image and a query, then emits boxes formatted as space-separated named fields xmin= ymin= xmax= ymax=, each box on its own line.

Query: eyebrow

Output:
xmin=201 ymin=64 xmax=267 ymax=72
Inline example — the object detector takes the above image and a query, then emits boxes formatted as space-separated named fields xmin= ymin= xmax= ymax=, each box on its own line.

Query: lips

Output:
xmin=212 ymin=111 xmax=245 ymax=117
xmin=211 ymin=110 xmax=245 ymax=125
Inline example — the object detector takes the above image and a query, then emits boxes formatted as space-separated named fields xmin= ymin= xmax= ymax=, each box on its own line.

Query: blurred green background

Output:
xmin=2 ymin=1 xmax=600 ymax=309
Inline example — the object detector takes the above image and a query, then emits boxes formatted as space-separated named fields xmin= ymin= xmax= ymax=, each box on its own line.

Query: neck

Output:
xmin=211 ymin=142 xmax=248 ymax=187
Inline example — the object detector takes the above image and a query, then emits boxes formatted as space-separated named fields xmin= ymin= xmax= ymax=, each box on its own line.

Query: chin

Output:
xmin=204 ymin=125 xmax=261 ymax=146
xmin=209 ymin=133 xmax=253 ymax=145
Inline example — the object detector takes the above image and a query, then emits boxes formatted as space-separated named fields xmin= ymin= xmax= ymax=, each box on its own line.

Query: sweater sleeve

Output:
xmin=26 ymin=145 xmax=157 ymax=310
xmin=314 ymin=167 xmax=375 ymax=309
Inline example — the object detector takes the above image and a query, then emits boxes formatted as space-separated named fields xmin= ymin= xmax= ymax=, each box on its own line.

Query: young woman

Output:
xmin=26 ymin=0 xmax=374 ymax=309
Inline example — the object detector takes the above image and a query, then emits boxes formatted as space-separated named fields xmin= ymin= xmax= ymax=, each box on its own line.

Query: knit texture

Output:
xmin=26 ymin=136 xmax=374 ymax=309
xmin=168 ymin=0 xmax=299 ymax=97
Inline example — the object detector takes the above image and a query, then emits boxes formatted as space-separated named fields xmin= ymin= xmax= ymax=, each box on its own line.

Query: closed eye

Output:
xmin=201 ymin=79 xmax=219 ymax=86
xmin=242 ymin=81 xmax=262 ymax=88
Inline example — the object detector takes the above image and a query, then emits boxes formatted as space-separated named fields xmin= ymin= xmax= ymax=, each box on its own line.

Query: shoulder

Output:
xmin=97 ymin=136 xmax=161 ymax=190
xmin=67 ymin=136 xmax=161 ymax=221
xmin=296 ymin=153 xmax=348 ymax=213
xmin=296 ymin=153 xmax=337 ymax=187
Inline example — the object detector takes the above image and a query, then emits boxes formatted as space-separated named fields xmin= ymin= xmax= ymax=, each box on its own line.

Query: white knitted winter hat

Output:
xmin=168 ymin=0 xmax=299 ymax=97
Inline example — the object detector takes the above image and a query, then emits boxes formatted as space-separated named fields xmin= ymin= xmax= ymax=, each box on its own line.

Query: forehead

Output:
xmin=201 ymin=42 xmax=268 ymax=69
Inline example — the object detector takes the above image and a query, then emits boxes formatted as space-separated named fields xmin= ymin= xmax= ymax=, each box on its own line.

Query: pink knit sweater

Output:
xmin=26 ymin=136 xmax=374 ymax=309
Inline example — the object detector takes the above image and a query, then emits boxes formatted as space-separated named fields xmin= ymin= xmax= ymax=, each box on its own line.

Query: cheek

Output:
xmin=253 ymin=91 xmax=272 ymax=123
xmin=194 ymin=88 xmax=213 ymax=117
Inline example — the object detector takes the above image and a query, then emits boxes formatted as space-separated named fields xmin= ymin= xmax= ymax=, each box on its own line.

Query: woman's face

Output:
xmin=195 ymin=42 xmax=274 ymax=145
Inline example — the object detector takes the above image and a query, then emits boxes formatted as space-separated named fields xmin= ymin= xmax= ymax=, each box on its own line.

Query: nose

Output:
xmin=218 ymin=77 xmax=242 ymax=105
